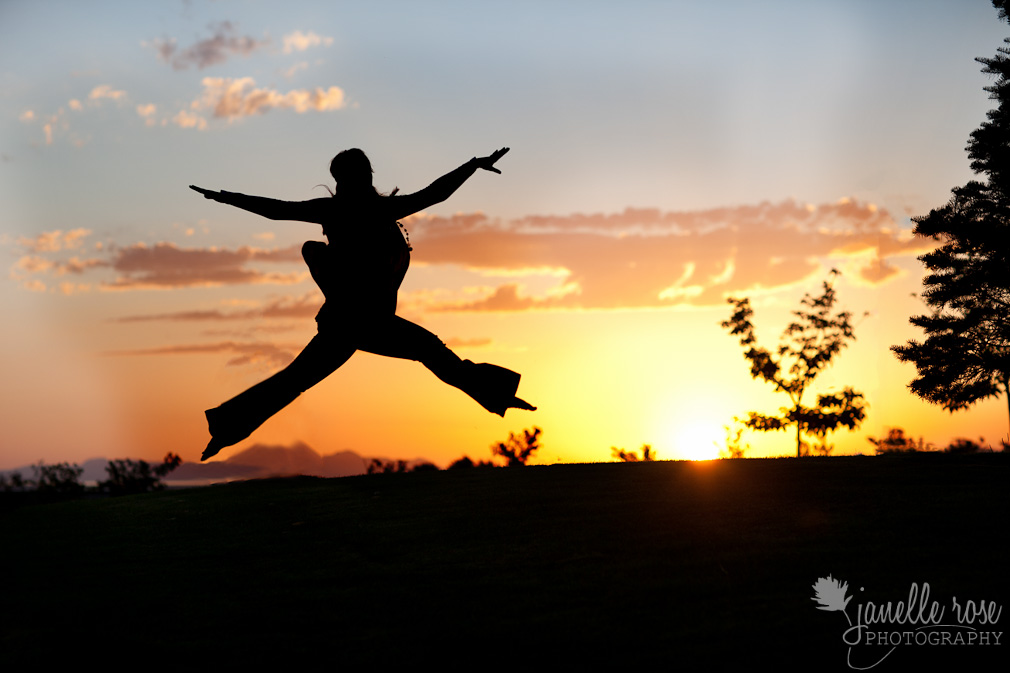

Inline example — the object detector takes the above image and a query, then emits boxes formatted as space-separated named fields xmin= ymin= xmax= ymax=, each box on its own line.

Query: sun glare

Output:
xmin=671 ymin=420 xmax=724 ymax=461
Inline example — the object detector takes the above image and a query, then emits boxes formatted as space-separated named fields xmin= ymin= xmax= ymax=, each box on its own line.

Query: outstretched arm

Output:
xmin=189 ymin=185 xmax=326 ymax=223
xmin=390 ymin=147 xmax=509 ymax=219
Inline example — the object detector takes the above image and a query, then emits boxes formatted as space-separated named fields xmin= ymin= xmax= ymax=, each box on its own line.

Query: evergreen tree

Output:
xmin=892 ymin=1 xmax=1010 ymax=437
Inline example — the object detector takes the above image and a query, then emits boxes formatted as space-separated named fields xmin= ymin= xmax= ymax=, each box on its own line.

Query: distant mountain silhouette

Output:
xmin=171 ymin=441 xmax=368 ymax=482
xmin=2 ymin=442 xmax=439 ymax=487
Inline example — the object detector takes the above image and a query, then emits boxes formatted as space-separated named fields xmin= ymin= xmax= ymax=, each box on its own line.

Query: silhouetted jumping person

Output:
xmin=191 ymin=147 xmax=534 ymax=461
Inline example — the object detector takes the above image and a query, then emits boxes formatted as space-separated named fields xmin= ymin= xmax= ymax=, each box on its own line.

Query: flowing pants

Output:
xmin=205 ymin=314 xmax=520 ymax=447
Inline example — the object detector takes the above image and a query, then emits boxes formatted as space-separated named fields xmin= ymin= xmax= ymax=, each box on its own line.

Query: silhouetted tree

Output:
xmin=367 ymin=458 xmax=410 ymax=474
xmin=893 ymin=1 xmax=1010 ymax=441
xmin=612 ymin=444 xmax=656 ymax=462
xmin=722 ymin=272 xmax=867 ymax=457
xmin=867 ymin=428 xmax=934 ymax=454
xmin=98 ymin=453 xmax=182 ymax=495
xmin=31 ymin=461 xmax=85 ymax=496
xmin=492 ymin=427 xmax=542 ymax=466
xmin=447 ymin=456 xmax=496 ymax=469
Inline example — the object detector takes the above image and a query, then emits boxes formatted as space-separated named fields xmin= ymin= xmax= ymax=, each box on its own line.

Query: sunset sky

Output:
xmin=2 ymin=0 xmax=1008 ymax=470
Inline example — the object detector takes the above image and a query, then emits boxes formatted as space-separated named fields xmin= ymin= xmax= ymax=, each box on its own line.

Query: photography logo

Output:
xmin=811 ymin=575 xmax=1003 ymax=669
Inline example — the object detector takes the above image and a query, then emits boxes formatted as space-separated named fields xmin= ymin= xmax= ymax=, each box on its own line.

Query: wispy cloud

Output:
xmin=10 ymin=254 xmax=107 ymax=290
xmin=112 ymin=292 xmax=323 ymax=323
xmin=17 ymin=228 xmax=92 ymax=252
xmin=7 ymin=235 xmax=309 ymax=292
xmin=136 ymin=103 xmax=158 ymax=126
xmin=171 ymin=109 xmax=207 ymax=130
xmin=196 ymin=76 xmax=345 ymax=120
xmin=282 ymin=30 xmax=334 ymax=54
xmin=280 ymin=61 xmax=310 ymax=79
xmin=88 ymin=85 xmax=126 ymax=101
xmin=8 ymin=230 xmax=107 ymax=290
xmin=103 ymin=340 xmax=298 ymax=368
xmin=20 ymin=85 xmax=129 ymax=145
xmin=146 ymin=21 xmax=269 ymax=70
xmin=104 ymin=242 xmax=306 ymax=289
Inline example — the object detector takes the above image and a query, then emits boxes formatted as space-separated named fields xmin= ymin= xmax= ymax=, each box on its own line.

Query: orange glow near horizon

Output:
xmin=4 ymin=260 xmax=1008 ymax=471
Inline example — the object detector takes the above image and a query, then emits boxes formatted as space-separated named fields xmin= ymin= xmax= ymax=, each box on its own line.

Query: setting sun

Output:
xmin=669 ymin=419 xmax=724 ymax=461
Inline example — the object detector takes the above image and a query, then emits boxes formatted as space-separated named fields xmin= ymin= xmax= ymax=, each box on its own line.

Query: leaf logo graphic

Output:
xmin=812 ymin=575 xmax=851 ymax=612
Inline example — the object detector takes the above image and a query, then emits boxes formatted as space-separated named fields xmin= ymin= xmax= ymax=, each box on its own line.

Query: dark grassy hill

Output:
xmin=2 ymin=455 xmax=1006 ymax=669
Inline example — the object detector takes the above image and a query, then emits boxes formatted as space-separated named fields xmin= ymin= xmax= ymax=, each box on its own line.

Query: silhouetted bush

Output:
xmin=944 ymin=437 xmax=985 ymax=454
xmin=721 ymin=420 xmax=751 ymax=459
xmin=98 ymin=453 xmax=182 ymax=495
xmin=492 ymin=427 xmax=541 ymax=467
xmin=867 ymin=428 xmax=934 ymax=454
xmin=31 ymin=461 xmax=85 ymax=495
xmin=612 ymin=444 xmax=656 ymax=462
xmin=0 ymin=471 xmax=28 ymax=492
xmin=367 ymin=458 xmax=411 ymax=474
xmin=447 ymin=456 xmax=496 ymax=469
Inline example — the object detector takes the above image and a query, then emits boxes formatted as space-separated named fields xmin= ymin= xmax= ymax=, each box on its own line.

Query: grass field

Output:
xmin=2 ymin=455 xmax=1007 ymax=669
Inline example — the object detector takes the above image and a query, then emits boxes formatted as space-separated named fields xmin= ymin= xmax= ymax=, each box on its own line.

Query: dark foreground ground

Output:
xmin=2 ymin=455 xmax=1007 ymax=670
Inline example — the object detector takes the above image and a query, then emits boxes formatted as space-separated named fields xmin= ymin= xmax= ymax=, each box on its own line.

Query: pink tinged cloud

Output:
xmin=10 ymin=200 xmax=929 ymax=314
xmin=282 ymin=30 xmax=334 ymax=54
xmin=411 ymin=199 xmax=935 ymax=311
xmin=104 ymin=242 xmax=306 ymax=290
xmin=9 ymin=229 xmax=105 ymax=287
xmin=171 ymin=109 xmax=207 ymax=130
xmin=9 ymin=236 xmax=311 ymax=293
xmin=12 ymin=255 xmax=54 ymax=275
xmin=198 ymin=77 xmax=345 ymax=119
xmin=136 ymin=104 xmax=158 ymax=126
xmin=88 ymin=85 xmax=126 ymax=101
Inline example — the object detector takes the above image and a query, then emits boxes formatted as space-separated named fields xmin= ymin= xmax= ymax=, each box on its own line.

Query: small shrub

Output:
xmin=492 ymin=427 xmax=542 ymax=467
xmin=612 ymin=445 xmax=656 ymax=462
xmin=868 ymin=428 xmax=933 ymax=454
xmin=944 ymin=437 xmax=984 ymax=454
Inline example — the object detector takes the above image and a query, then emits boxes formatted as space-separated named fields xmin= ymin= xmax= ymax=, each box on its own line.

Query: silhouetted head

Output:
xmin=329 ymin=148 xmax=374 ymax=195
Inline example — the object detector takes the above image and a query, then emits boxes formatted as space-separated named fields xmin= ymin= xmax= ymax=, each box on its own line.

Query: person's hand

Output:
xmin=473 ymin=147 xmax=509 ymax=174
xmin=189 ymin=185 xmax=221 ymax=201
